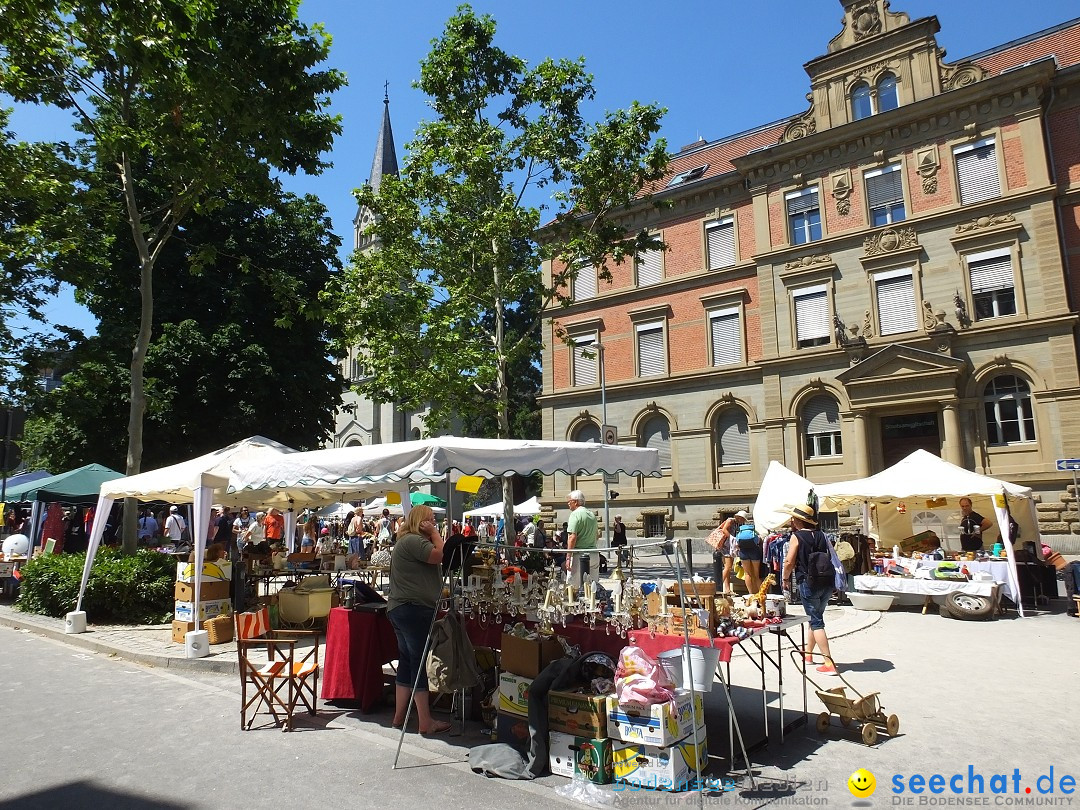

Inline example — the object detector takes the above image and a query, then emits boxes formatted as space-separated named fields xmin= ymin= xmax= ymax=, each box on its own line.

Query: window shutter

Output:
xmin=969 ymin=252 xmax=1014 ymax=293
xmin=574 ymin=264 xmax=597 ymax=300
xmin=875 ymin=270 xmax=917 ymax=335
xmin=786 ymin=188 xmax=819 ymax=215
xmin=642 ymin=417 xmax=671 ymax=469
xmin=866 ymin=166 xmax=902 ymax=208
xmin=793 ymin=287 xmax=830 ymax=343
xmin=706 ymin=218 xmax=735 ymax=269
xmin=636 ymin=248 xmax=662 ymax=286
xmin=636 ymin=324 xmax=665 ymax=377
xmin=709 ymin=308 xmax=742 ymax=366
xmin=804 ymin=396 xmax=840 ymax=435
xmin=955 ymin=142 xmax=1000 ymax=204
xmin=573 ymin=339 xmax=596 ymax=386
xmin=716 ymin=410 xmax=750 ymax=467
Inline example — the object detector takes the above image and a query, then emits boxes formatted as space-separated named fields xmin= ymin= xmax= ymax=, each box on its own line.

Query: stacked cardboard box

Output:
xmin=171 ymin=560 xmax=232 ymax=644
xmin=497 ymin=632 xmax=565 ymax=751
xmin=606 ymin=689 xmax=708 ymax=791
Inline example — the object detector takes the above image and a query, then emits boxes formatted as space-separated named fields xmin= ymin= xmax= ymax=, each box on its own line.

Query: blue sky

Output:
xmin=8 ymin=0 xmax=1079 ymax=335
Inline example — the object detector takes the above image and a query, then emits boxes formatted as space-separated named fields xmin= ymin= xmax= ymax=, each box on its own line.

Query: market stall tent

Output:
xmin=815 ymin=449 xmax=1033 ymax=613
xmin=752 ymin=461 xmax=817 ymax=533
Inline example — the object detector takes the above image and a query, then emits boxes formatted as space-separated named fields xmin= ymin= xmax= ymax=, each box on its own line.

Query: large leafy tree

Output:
xmin=17 ymin=189 xmax=344 ymax=472
xmin=329 ymin=6 xmax=668 ymax=518
xmin=0 ymin=0 xmax=344 ymax=549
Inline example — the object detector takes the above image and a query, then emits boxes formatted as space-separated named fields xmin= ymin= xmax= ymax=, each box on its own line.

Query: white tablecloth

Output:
xmin=894 ymin=556 xmax=1017 ymax=603
xmin=854 ymin=575 xmax=1000 ymax=599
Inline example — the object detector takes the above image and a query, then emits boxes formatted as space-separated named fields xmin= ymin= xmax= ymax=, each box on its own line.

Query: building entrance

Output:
xmin=880 ymin=412 xmax=940 ymax=468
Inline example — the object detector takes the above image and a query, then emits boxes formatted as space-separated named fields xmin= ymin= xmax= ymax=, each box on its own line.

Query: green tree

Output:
xmin=329 ymin=6 xmax=668 ymax=521
xmin=18 ymin=189 xmax=345 ymax=472
xmin=0 ymin=0 xmax=344 ymax=550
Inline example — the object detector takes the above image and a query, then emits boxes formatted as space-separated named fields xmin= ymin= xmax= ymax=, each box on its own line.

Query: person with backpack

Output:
xmin=781 ymin=504 xmax=839 ymax=676
xmin=708 ymin=509 xmax=750 ymax=594
xmin=733 ymin=511 xmax=764 ymax=597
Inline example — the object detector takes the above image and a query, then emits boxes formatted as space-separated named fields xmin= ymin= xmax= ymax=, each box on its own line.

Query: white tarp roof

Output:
xmin=227 ymin=436 xmax=661 ymax=497
xmin=816 ymin=450 xmax=1032 ymax=505
xmin=752 ymin=461 xmax=817 ymax=532
xmin=464 ymin=495 xmax=542 ymax=518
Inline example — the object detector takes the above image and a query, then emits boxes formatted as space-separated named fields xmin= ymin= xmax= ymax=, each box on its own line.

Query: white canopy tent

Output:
xmin=463 ymin=495 xmax=543 ymax=518
xmin=752 ymin=461 xmax=817 ymax=533
xmin=816 ymin=449 xmax=1034 ymax=613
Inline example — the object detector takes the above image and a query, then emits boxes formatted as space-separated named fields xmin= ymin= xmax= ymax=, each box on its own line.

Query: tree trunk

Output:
xmin=491 ymin=240 xmax=516 ymax=551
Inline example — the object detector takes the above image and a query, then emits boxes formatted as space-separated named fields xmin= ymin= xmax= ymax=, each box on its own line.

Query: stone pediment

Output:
xmin=836 ymin=343 xmax=965 ymax=384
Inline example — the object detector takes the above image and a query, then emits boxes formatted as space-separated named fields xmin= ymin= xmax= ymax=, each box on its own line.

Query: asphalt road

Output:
xmin=1 ymin=603 xmax=1077 ymax=809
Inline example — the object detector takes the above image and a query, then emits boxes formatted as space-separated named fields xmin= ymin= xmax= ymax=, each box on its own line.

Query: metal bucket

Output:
xmin=657 ymin=645 xmax=721 ymax=693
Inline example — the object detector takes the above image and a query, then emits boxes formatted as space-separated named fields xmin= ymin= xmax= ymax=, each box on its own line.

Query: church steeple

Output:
xmin=354 ymin=86 xmax=400 ymax=251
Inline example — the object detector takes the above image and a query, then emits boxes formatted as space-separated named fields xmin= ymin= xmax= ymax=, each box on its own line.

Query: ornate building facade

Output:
xmin=540 ymin=1 xmax=1080 ymax=543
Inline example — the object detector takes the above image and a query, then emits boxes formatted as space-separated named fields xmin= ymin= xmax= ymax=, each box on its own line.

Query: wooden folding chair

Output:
xmin=235 ymin=607 xmax=321 ymax=731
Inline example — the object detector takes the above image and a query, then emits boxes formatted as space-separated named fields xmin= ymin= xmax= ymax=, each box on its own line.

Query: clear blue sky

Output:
xmin=9 ymin=0 xmax=1079 ymax=336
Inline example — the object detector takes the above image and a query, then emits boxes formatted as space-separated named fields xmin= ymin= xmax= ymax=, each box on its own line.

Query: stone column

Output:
xmin=852 ymin=410 xmax=870 ymax=477
xmin=942 ymin=401 xmax=963 ymax=466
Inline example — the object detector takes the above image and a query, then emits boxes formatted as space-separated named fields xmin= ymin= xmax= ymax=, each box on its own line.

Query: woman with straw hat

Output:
xmin=780 ymin=504 xmax=839 ymax=676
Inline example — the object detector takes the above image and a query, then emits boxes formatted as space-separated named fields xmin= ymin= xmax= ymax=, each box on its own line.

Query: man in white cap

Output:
xmin=164 ymin=506 xmax=188 ymax=549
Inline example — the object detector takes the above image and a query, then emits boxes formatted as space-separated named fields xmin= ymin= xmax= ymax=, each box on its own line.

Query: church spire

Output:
xmin=368 ymin=84 xmax=399 ymax=194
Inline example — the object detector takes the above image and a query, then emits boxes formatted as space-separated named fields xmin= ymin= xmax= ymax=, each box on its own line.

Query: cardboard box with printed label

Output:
xmin=548 ymin=731 xmax=614 ymax=784
xmin=176 ymin=560 xmax=232 ymax=583
xmin=174 ymin=580 xmax=230 ymax=602
xmin=611 ymin=729 xmax=708 ymax=791
xmin=500 ymin=632 xmax=564 ymax=678
xmin=171 ymin=620 xmax=197 ymax=644
xmin=607 ymin=689 xmax=705 ymax=747
xmin=496 ymin=710 xmax=531 ymax=754
xmin=498 ymin=672 xmax=533 ymax=718
xmin=547 ymin=689 xmax=609 ymax=738
xmin=174 ymin=598 xmax=231 ymax=623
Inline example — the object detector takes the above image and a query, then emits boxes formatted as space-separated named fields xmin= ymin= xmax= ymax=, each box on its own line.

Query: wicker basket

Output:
xmin=203 ymin=615 xmax=234 ymax=645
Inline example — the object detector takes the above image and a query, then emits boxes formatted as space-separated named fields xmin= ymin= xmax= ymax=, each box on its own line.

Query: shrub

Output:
xmin=16 ymin=548 xmax=176 ymax=624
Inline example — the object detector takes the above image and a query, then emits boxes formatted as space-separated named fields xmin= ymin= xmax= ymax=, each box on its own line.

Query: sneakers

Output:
xmin=803 ymin=653 xmax=816 ymax=663
xmin=816 ymin=664 xmax=839 ymax=677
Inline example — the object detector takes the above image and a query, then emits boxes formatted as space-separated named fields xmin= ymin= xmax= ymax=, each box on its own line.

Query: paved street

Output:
xmin=1 ymin=597 xmax=1076 ymax=809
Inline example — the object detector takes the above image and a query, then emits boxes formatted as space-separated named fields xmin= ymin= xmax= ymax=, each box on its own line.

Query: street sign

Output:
xmin=1056 ymin=458 xmax=1080 ymax=471
xmin=602 ymin=424 xmax=618 ymax=445
xmin=603 ymin=471 xmax=619 ymax=485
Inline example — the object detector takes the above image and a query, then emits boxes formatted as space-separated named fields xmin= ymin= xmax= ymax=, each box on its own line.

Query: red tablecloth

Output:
xmin=626 ymin=630 xmax=744 ymax=664
xmin=321 ymin=607 xmax=398 ymax=712
xmin=463 ymin=617 xmax=627 ymax=660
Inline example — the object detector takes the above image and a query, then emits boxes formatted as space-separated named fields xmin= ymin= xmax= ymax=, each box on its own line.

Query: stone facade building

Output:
xmin=540 ymin=1 xmax=1080 ymax=545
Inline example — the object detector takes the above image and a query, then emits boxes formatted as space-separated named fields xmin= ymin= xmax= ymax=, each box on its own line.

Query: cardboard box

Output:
xmin=174 ymin=598 xmax=231 ymax=623
xmin=548 ymin=731 xmax=614 ymax=784
xmin=174 ymin=580 xmax=230 ymax=602
xmin=612 ymin=729 xmax=708 ymax=791
xmin=607 ymin=689 xmax=705 ymax=747
xmin=500 ymin=632 xmax=564 ymax=678
xmin=547 ymin=689 xmax=609 ymax=737
xmin=496 ymin=710 xmax=531 ymax=754
xmin=171 ymin=620 xmax=197 ymax=644
xmin=176 ymin=560 xmax=232 ymax=583
xmin=498 ymin=672 xmax=533 ymax=718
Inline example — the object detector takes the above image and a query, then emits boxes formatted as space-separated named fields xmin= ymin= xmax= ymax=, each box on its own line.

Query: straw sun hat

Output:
xmin=779 ymin=504 xmax=818 ymax=527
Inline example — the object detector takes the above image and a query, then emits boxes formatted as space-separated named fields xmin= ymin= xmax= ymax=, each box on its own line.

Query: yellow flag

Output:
xmin=455 ymin=475 xmax=484 ymax=494
xmin=386 ymin=491 xmax=401 ymax=505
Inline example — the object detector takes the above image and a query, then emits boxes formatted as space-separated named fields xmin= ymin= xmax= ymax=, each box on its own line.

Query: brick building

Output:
xmin=540 ymin=1 xmax=1080 ymax=545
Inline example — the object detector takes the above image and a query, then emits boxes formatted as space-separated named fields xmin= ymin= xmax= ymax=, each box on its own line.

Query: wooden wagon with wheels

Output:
xmin=795 ymin=650 xmax=899 ymax=745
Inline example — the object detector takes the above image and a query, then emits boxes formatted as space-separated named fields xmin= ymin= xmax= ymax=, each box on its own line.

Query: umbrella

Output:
xmin=410 ymin=492 xmax=446 ymax=507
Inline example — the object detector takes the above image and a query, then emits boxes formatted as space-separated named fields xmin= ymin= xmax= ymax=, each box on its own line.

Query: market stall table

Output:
xmin=853 ymin=575 xmax=1002 ymax=614
xmin=463 ymin=616 xmax=625 ymax=659
xmin=321 ymin=606 xmax=399 ymax=712
xmin=894 ymin=556 xmax=1016 ymax=603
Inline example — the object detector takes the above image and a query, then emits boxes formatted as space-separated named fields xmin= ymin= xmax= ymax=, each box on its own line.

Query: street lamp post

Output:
xmin=597 ymin=344 xmax=610 ymax=548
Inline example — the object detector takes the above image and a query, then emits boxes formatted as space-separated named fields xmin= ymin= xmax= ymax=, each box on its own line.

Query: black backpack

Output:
xmin=800 ymin=529 xmax=834 ymax=589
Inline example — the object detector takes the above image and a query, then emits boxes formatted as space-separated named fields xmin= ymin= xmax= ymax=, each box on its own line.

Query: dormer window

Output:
xmin=667 ymin=164 xmax=708 ymax=188
xmin=851 ymin=73 xmax=899 ymax=121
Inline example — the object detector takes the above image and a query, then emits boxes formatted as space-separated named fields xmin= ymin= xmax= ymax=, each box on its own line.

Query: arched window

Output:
xmin=345 ymin=438 xmax=363 ymax=448
xmin=573 ymin=421 xmax=601 ymax=444
xmin=851 ymin=82 xmax=872 ymax=120
xmin=877 ymin=73 xmax=898 ymax=112
xmin=714 ymin=409 xmax=750 ymax=469
xmin=640 ymin=415 xmax=671 ymax=470
xmin=983 ymin=375 xmax=1035 ymax=445
xmin=411 ymin=427 xmax=422 ymax=440
xmin=803 ymin=395 xmax=842 ymax=458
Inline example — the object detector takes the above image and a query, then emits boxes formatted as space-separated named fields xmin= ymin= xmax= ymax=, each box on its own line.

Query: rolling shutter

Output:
xmin=865 ymin=165 xmax=903 ymax=208
xmin=874 ymin=268 xmax=917 ymax=335
xmin=573 ymin=264 xmax=596 ymax=300
xmin=804 ymin=395 xmax=840 ymax=435
xmin=636 ymin=322 xmax=665 ymax=377
xmin=573 ymin=337 xmax=596 ymax=386
xmin=955 ymin=139 xmax=1000 ymax=204
xmin=793 ymin=286 xmax=830 ymax=344
xmin=968 ymin=248 xmax=1013 ymax=293
xmin=709 ymin=308 xmax=742 ymax=366
xmin=716 ymin=410 xmax=750 ymax=467
xmin=641 ymin=416 xmax=671 ymax=469
xmin=786 ymin=187 xmax=819 ymax=215
xmin=636 ymin=248 xmax=662 ymax=286
xmin=706 ymin=218 xmax=735 ymax=269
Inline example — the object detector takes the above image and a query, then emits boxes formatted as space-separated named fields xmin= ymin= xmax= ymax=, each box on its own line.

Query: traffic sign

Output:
xmin=602 ymin=424 xmax=618 ymax=445
xmin=603 ymin=471 xmax=619 ymax=485
xmin=1056 ymin=458 xmax=1080 ymax=471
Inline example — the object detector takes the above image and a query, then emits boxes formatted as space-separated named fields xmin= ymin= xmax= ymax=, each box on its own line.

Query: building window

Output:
xmin=804 ymin=395 xmax=842 ymax=458
xmin=787 ymin=187 xmax=821 ymax=245
xmin=865 ymin=163 xmax=905 ymax=226
xmin=572 ymin=262 xmax=597 ymax=301
xmin=667 ymin=164 xmax=708 ymax=188
xmin=852 ymin=74 xmax=898 ymax=120
xmin=851 ymin=82 xmax=872 ymax=121
xmin=714 ymin=409 xmax=750 ymax=468
xmin=954 ymin=138 xmax=1001 ymax=205
xmin=643 ymin=513 xmax=666 ymax=537
xmin=636 ymin=321 xmax=665 ymax=377
xmin=983 ymin=375 xmax=1035 ymax=445
xmin=640 ymin=415 xmax=671 ymax=470
xmin=877 ymin=74 xmax=899 ymax=112
xmin=636 ymin=247 xmax=662 ymax=287
xmin=705 ymin=217 xmax=735 ymax=270
xmin=792 ymin=285 xmax=830 ymax=348
xmin=573 ymin=420 xmax=601 ymax=444
xmin=349 ymin=356 xmax=366 ymax=381
xmin=874 ymin=268 xmax=917 ymax=335
xmin=968 ymin=248 xmax=1016 ymax=320
xmin=708 ymin=307 xmax=742 ymax=366
xmin=572 ymin=335 xmax=597 ymax=387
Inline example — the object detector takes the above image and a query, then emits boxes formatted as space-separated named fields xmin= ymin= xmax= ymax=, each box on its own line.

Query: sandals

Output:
xmin=420 ymin=720 xmax=452 ymax=736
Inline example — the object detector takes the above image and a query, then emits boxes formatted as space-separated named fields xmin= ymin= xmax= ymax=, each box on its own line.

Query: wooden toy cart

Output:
xmin=796 ymin=650 xmax=900 ymax=745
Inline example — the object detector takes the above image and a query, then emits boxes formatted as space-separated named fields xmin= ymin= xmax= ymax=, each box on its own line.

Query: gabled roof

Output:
xmin=968 ymin=16 xmax=1080 ymax=76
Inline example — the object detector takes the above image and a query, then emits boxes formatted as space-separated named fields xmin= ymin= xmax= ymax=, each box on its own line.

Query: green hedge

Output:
xmin=16 ymin=548 xmax=176 ymax=624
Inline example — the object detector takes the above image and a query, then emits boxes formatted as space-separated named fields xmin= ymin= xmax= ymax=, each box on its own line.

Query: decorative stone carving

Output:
xmin=921 ymin=173 xmax=938 ymax=195
xmin=785 ymin=254 xmax=833 ymax=270
xmin=781 ymin=107 xmax=817 ymax=143
xmin=809 ymin=377 xmax=825 ymax=389
xmin=942 ymin=62 xmax=987 ymax=91
xmin=922 ymin=300 xmax=937 ymax=332
xmin=834 ymin=315 xmax=848 ymax=346
xmin=916 ymin=147 xmax=939 ymax=195
xmin=954 ymin=290 xmax=972 ymax=328
xmin=954 ymin=213 xmax=1016 ymax=233
xmin=851 ymin=1 xmax=882 ymax=39
xmin=861 ymin=310 xmax=874 ymax=339
xmin=863 ymin=226 xmax=917 ymax=256
xmin=993 ymin=354 xmax=1010 ymax=367
xmin=832 ymin=171 xmax=852 ymax=216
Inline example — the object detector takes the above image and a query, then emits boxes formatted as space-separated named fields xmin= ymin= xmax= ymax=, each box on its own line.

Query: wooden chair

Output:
xmin=235 ymin=606 xmax=321 ymax=731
